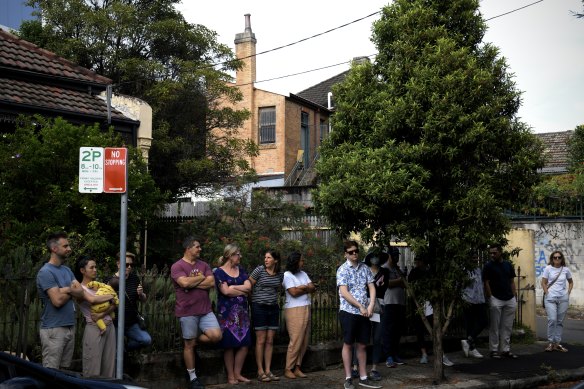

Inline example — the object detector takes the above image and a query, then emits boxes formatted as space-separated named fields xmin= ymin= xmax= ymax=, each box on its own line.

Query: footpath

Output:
xmin=206 ymin=341 xmax=584 ymax=389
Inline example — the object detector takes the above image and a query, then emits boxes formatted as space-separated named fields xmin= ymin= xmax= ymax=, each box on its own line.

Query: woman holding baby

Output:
xmin=74 ymin=255 xmax=117 ymax=378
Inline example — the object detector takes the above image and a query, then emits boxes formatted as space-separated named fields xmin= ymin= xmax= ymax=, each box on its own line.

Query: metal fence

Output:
xmin=3 ymin=270 xmax=528 ymax=362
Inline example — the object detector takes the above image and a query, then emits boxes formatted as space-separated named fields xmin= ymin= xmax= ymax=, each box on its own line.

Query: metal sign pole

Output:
xmin=115 ymin=158 xmax=128 ymax=379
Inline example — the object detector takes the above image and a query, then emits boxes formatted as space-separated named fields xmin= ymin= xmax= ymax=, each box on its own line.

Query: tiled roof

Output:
xmin=0 ymin=77 xmax=128 ymax=120
xmin=295 ymin=63 xmax=571 ymax=177
xmin=296 ymin=70 xmax=349 ymax=109
xmin=0 ymin=27 xmax=133 ymax=126
xmin=0 ymin=28 xmax=111 ymax=85
xmin=535 ymin=130 xmax=572 ymax=174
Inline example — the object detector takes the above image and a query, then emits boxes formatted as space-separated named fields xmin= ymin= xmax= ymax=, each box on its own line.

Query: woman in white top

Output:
xmin=541 ymin=250 xmax=573 ymax=352
xmin=282 ymin=251 xmax=315 ymax=379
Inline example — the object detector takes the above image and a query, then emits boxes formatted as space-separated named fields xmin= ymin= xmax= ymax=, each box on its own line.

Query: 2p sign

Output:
xmin=79 ymin=147 xmax=104 ymax=193
xmin=79 ymin=147 xmax=127 ymax=193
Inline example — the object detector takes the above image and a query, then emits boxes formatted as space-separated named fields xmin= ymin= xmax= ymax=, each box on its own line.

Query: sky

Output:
xmin=176 ymin=0 xmax=584 ymax=134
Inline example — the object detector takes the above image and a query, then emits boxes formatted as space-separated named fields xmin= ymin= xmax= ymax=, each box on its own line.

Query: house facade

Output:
xmin=0 ymin=28 xmax=152 ymax=159
xmin=229 ymin=14 xmax=332 ymax=188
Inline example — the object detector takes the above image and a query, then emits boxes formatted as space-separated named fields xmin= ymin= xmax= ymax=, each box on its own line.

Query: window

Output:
xmin=320 ymin=119 xmax=329 ymax=142
xmin=259 ymin=107 xmax=276 ymax=144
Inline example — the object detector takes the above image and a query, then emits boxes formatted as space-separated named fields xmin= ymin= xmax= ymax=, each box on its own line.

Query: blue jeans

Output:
xmin=125 ymin=323 xmax=152 ymax=351
xmin=544 ymin=294 xmax=569 ymax=344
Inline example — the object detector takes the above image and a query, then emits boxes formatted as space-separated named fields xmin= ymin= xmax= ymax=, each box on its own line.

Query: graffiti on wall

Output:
xmin=533 ymin=223 xmax=583 ymax=277
xmin=535 ymin=249 xmax=547 ymax=278
xmin=517 ymin=221 xmax=584 ymax=306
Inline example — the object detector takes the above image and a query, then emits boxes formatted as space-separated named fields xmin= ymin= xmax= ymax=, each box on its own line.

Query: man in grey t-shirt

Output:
xmin=36 ymin=232 xmax=83 ymax=369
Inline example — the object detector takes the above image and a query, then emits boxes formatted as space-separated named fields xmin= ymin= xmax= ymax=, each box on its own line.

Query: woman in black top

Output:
xmin=249 ymin=250 xmax=283 ymax=382
xmin=364 ymin=251 xmax=389 ymax=380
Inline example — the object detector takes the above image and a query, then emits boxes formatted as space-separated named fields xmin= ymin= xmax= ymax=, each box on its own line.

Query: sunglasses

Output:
xmin=346 ymin=249 xmax=359 ymax=255
xmin=126 ymin=263 xmax=133 ymax=267
xmin=552 ymin=256 xmax=562 ymax=259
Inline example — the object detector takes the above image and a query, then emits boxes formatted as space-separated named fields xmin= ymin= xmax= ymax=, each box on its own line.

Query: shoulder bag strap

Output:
xmin=547 ymin=266 xmax=563 ymax=288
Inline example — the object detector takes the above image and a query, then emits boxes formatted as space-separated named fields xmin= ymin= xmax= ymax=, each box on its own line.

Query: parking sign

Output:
xmin=79 ymin=147 xmax=104 ymax=193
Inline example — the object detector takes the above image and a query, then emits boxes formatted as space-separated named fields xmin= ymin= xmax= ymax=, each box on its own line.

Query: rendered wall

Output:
xmin=507 ymin=228 xmax=536 ymax=332
xmin=512 ymin=221 xmax=584 ymax=307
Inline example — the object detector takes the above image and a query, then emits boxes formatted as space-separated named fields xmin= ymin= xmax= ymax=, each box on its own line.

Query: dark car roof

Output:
xmin=0 ymin=352 xmax=143 ymax=389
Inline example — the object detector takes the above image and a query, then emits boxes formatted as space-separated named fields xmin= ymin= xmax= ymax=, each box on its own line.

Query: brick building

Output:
xmin=230 ymin=14 xmax=332 ymax=188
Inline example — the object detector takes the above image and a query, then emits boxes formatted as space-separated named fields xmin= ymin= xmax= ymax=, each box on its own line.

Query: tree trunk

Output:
xmin=432 ymin=302 xmax=445 ymax=383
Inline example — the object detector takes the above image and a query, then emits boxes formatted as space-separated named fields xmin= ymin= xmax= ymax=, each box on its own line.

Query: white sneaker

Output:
xmin=461 ymin=339 xmax=469 ymax=357
xmin=442 ymin=354 xmax=454 ymax=367
xmin=469 ymin=348 xmax=484 ymax=358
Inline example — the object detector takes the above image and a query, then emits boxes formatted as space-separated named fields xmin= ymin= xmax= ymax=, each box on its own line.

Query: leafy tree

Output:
xmin=0 ymin=116 xmax=165 ymax=272
xmin=569 ymin=125 xmax=584 ymax=194
xmin=314 ymin=0 xmax=544 ymax=380
xmin=148 ymin=189 xmax=342 ymax=276
xmin=572 ymin=0 xmax=584 ymax=18
xmin=524 ymin=125 xmax=584 ymax=218
xmin=20 ymin=0 xmax=258 ymax=199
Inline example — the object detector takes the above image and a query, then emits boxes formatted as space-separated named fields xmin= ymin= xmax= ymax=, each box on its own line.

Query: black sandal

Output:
xmin=490 ymin=351 xmax=501 ymax=359
xmin=501 ymin=351 xmax=518 ymax=359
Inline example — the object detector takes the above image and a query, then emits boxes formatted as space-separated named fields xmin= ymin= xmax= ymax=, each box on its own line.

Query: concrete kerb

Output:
xmin=124 ymin=339 xmax=584 ymax=389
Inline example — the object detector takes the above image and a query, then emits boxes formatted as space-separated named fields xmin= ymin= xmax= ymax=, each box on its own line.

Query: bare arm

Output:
xmin=541 ymin=277 xmax=549 ymax=294
xmin=287 ymin=284 xmax=312 ymax=297
xmin=196 ymin=275 xmax=215 ymax=290
xmin=47 ymin=280 xmax=82 ymax=308
xmin=483 ymin=280 xmax=492 ymax=299
xmin=339 ymin=285 xmax=370 ymax=317
xmin=90 ymin=304 xmax=116 ymax=322
xmin=218 ymin=281 xmax=249 ymax=297
xmin=366 ymin=282 xmax=376 ymax=317
xmin=47 ymin=286 xmax=72 ymax=308
xmin=568 ymin=278 xmax=573 ymax=294
xmin=230 ymin=280 xmax=252 ymax=294
xmin=82 ymin=290 xmax=115 ymax=304
xmin=176 ymin=274 xmax=214 ymax=290
xmin=136 ymin=284 xmax=147 ymax=303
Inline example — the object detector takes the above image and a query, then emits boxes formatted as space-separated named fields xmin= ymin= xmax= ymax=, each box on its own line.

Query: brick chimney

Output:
xmin=234 ymin=14 xmax=256 ymax=86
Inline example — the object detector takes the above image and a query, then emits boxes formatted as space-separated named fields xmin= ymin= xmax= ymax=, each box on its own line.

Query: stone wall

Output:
xmin=125 ymin=342 xmax=343 ymax=389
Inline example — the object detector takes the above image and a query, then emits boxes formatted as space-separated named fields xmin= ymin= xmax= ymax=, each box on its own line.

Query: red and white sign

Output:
xmin=103 ymin=147 xmax=127 ymax=193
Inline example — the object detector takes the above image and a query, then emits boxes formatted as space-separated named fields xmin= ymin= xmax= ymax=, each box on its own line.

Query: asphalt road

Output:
xmin=536 ymin=315 xmax=584 ymax=345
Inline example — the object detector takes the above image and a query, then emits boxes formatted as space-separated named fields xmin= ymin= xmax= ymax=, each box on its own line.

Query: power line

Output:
xmin=245 ymin=2 xmax=548 ymax=87
xmin=239 ymin=55 xmax=377 ymax=87
xmin=484 ymin=0 xmax=544 ymax=21
xmin=113 ymin=9 xmax=382 ymax=87
xmin=114 ymin=2 xmax=543 ymax=89
xmin=206 ymin=10 xmax=382 ymax=70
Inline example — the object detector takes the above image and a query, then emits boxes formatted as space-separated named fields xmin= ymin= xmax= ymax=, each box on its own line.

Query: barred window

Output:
xmin=259 ymin=107 xmax=276 ymax=144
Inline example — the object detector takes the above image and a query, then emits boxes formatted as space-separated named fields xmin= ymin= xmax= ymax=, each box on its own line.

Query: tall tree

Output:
xmin=20 ymin=0 xmax=258 ymax=199
xmin=0 ymin=116 xmax=165 ymax=267
xmin=314 ymin=0 xmax=544 ymax=381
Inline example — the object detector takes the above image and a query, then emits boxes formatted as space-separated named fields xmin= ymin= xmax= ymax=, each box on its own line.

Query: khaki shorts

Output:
xmin=40 ymin=326 xmax=75 ymax=369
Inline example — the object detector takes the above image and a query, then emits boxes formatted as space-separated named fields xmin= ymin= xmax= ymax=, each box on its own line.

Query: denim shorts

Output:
xmin=179 ymin=312 xmax=220 ymax=340
xmin=251 ymin=303 xmax=280 ymax=331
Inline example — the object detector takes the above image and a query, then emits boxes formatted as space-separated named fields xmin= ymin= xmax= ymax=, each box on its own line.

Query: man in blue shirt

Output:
xmin=36 ymin=232 xmax=83 ymax=369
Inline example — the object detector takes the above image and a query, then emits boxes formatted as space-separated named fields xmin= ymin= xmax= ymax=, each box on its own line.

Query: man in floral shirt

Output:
xmin=337 ymin=240 xmax=381 ymax=389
